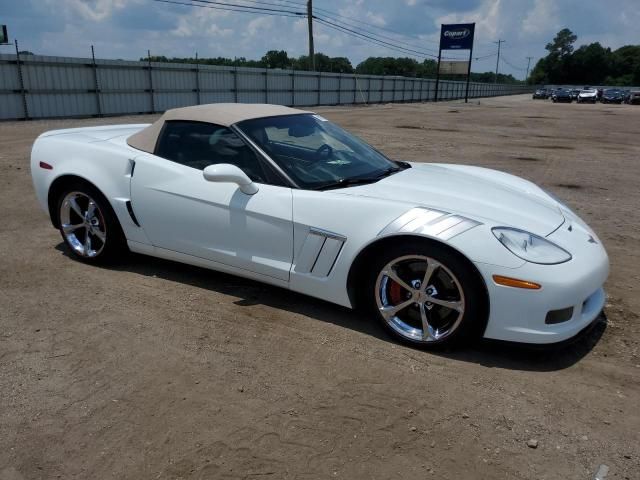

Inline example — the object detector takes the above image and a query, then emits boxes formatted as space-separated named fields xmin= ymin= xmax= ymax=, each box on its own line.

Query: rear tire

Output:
xmin=361 ymin=241 xmax=488 ymax=349
xmin=56 ymin=180 xmax=128 ymax=264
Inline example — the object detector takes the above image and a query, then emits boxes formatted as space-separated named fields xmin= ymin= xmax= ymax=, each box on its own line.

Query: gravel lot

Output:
xmin=1 ymin=95 xmax=639 ymax=479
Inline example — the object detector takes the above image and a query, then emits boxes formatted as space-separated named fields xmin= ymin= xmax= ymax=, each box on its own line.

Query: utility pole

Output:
xmin=494 ymin=39 xmax=505 ymax=83
xmin=307 ymin=0 xmax=315 ymax=71
xmin=525 ymin=56 xmax=533 ymax=82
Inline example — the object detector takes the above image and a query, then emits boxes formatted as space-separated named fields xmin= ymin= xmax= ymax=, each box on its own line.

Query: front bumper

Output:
xmin=471 ymin=216 xmax=609 ymax=344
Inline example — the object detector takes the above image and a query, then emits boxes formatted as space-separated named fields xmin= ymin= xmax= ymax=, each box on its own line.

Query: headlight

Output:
xmin=492 ymin=227 xmax=572 ymax=265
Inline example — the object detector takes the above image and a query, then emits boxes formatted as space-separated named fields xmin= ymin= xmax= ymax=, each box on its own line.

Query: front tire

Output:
xmin=362 ymin=241 xmax=488 ymax=349
xmin=56 ymin=181 xmax=127 ymax=264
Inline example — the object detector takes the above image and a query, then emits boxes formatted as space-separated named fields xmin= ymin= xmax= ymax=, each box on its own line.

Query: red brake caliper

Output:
xmin=389 ymin=280 xmax=404 ymax=305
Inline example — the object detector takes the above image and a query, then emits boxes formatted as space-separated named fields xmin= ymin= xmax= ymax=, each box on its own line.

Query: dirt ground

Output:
xmin=1 ymin=95 xmax=639 ymax=480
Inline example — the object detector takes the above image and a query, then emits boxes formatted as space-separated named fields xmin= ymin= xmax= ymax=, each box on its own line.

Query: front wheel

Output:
xmin=362 ymin=242 xmax=488 ymax=349
xmin=56 ymin=181 xmax=127 ymax=263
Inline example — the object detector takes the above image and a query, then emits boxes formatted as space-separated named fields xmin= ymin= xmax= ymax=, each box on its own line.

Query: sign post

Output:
xmin=0 ymin=25 xmax=9 ymax=45
xmin=434 ymin=23 xmax=475 ymax=103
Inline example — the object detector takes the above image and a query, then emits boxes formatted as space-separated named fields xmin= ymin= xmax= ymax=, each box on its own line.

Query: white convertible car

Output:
xmin=31 ymin=104 xmax=609 ymax=348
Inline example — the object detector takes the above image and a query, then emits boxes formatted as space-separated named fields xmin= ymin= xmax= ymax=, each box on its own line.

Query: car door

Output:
xmin=129 ymin=121 xmax=294 ymax=282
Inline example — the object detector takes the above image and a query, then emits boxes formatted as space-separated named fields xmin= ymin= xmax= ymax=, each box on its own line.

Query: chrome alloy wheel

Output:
xmin=375 ymin=255 xmax=465 ymax=343
xmin=59 ymin=191 xmax=107 ymax=258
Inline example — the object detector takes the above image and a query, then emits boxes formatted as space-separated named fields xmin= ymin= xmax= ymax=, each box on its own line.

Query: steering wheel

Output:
xmin=315 ymin=143 xmax=333 ymax=161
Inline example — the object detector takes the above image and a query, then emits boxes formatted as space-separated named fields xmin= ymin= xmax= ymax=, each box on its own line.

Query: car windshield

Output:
xmin=237 ymin=114 xmax=406 ymax=190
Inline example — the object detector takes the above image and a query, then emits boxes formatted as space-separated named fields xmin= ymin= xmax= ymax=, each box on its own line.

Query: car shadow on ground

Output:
xmin=57 ymin=245 xmax=607 ymax=373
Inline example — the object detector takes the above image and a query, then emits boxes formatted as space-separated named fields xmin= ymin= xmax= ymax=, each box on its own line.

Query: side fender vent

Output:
xmin=294 ymin=228 xmax=346 ymax=277
xmin=126 ymin=200 xmax=141 ymax=227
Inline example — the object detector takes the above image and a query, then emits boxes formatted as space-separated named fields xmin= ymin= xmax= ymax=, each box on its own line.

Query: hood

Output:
xmin=579 ymin=90 xmax=597 ymax=97
xmin=336 ymin=163 xmax=565 ymax=236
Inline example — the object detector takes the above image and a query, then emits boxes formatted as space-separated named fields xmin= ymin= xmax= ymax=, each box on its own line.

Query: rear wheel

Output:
xmin=363 ymin=241 xmax=487 ymax=349
xmin=56 ymin=182 xmax=127 ymax=263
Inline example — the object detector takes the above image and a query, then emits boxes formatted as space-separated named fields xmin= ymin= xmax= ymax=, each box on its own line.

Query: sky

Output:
xmin=1 ymin=0 xmax=639 ymax=79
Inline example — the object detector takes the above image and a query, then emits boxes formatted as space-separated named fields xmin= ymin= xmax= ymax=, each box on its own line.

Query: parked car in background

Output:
xmin=533 ymin=88 xmax=550 ymax=99
xmin=552 ymin=89 xmax=572 ymax=103
xmin=626 ymin=91 xmax=640 ymax=105
xmin=620 ymin=90 xmax=631 ymax=103
xmin=569 ymin=89 xmax=581 ymax=100
xmin=601 ymin=89 xmax=624 ymax=104
xmin=577 ymin=89 xmax=598 ymax=103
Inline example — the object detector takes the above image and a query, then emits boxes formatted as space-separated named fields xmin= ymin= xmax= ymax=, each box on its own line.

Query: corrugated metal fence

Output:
xmin=0 ymin=53 xmax=533 ymax=120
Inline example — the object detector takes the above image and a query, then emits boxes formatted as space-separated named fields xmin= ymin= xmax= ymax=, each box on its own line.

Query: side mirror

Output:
xmin=202 ymin=164 xmax=259 ymax=195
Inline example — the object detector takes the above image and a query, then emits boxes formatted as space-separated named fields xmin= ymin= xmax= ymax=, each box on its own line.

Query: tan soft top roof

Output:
xmin=127 ymin=103 xmax=310 ymax=153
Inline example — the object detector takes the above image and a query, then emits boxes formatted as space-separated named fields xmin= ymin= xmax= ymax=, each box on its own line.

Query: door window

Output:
xmin=155 ymin=120 xmax=268 ymax=183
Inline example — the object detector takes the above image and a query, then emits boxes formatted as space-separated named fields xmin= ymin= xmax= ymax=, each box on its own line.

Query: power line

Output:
xmin=151 ymin=0 xmax=502 ymax=67
xmin=313 ymin=3 xmax=496 ymax=49
xmin=233 ymin=0 xmax=506 ymax=52
xmin=189 ymin=0 xmax=304 ymax=15
xmin=314 ymin=17 xmax=440 ymax=59
xmin=153 ymin=0 xmax=449 ymax=61
xmin=313 ymin=6 xmax=441 ymax=46
xmin=474 ymin=52 xmax=498 ymax=61
xmin=217 ymin=0 xmax=443 ymax=56
xmin=151 ymin=0 xmax=304 ymax=18
xmin=501 ymin=54 xmax=527 ymax=71
xmin=156 ymin=0 xmax=440 ymax=59
xmin=312 ymin=12 xmax=440 ymax=55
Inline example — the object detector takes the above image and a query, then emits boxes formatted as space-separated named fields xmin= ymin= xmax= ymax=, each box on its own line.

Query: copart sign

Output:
xmin=440 ymin=23 xmax=475 ymax=50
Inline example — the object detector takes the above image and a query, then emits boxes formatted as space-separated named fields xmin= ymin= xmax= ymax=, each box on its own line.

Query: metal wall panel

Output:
xmin=101 ymin=92 xmax=151 ymax=115
xmin=199 ymin=68 xmax=234 ymax=91
xmin=155 ymin=92 xmax=198 ymax=111
xmin=27 ymin=92 xmax=96 ymax=118
xmin=0 ymin=53 xmax=536 ymax=120
xmin=268 ymin=91 xmax=293 ymax=107
xmin=0 ymin=60 xmax=20 ymax=90
xmin=200 ymin=91 xmax=235 ymax=104
xmin=319 ymin=91 xmax=339 ymax=105
xmin=0 ymin=94 xmax=25 ymax=119
xmin=98 ymin=64 xmax=149 ymax=91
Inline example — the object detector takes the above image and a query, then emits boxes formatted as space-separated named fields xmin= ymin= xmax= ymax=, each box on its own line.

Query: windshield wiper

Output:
xmin=313 ymin=166 xmax=404 ymax=191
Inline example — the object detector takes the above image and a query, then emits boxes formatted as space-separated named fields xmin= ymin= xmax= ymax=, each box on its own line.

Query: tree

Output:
xmin=292 ymin=53 xmax=353 ymax=72
xmin=330 ymin=57 xmax=354 ymax=73
xmin=356 ymin=57 xmax=422 ymax=76
xmin=540 ymin=28 xmax=577 ymax=83
xmin=528 ymin=29 xmax=640 ymax=86
xmin=545 ymin=28 xmax=578 ymax=57
xmin=568 ymin=43 xmax=611 ymax=84
xmin=611 ymin=45 xmax=640 ymax=85
xmin=261 ymin=50 xmax=290 ymax=69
